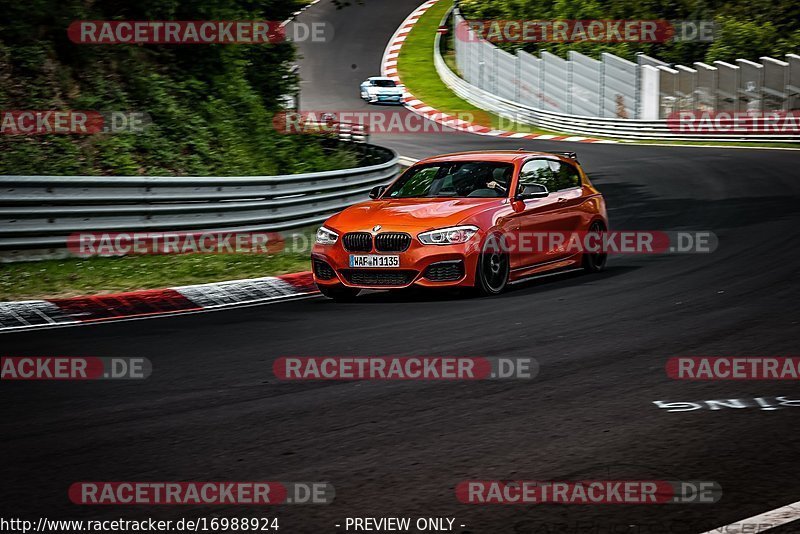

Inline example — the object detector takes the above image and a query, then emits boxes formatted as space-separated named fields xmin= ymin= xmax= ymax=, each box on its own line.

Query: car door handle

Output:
xmin=557 ymin=197 xmax=568 ymax=202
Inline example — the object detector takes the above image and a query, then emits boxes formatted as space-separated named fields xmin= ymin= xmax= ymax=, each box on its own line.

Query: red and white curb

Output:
xmin=0 ymin=272 xmax=318 ymax=332
xmin=381 ymin=0 xmax=615 ymax=144
xmin=282 ymin=0 xmax=322 ymax=26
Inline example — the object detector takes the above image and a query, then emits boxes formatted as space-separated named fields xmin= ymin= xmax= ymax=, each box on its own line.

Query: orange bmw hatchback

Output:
xmin=311 ymin=150 xmax=608 ymax=300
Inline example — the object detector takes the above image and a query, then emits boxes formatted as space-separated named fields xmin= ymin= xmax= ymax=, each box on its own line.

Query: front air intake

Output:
xmin=375 ymin=232 xmax=411 ymax=252
xmin=342 ymin=232 xmax=373 ymax=252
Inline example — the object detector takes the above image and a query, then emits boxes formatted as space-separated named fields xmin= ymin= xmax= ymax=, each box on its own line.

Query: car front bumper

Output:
xmin=312 ymin=240 xmax=479 ymax=289
xmin=368 ymin=93 xmax=404 ymax=103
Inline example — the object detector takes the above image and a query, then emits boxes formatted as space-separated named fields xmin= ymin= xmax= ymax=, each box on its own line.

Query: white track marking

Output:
xmin=698 ymin=500 xmax=800 ymax=533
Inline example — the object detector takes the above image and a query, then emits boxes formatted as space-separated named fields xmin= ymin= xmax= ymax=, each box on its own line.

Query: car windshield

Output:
xmin=385 ymin=161 xmax=514 ymax=199
xmin=372 ymin=80 xmax=397 ymax=87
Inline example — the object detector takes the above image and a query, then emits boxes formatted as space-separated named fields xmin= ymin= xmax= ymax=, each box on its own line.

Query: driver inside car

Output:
xmin=486 ymin=166 xmax=511 ymax=196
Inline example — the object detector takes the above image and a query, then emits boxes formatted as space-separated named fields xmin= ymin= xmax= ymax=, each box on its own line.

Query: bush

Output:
xmin=0 ymin=0 xmax=358 ymax=175
xmin=458 ymin=0 xmax=798 ymax=65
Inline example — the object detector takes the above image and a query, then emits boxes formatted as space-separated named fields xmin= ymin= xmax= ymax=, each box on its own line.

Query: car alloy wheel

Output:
xmin=476 ymin=237 xmax=509 ymax=295
xmin=582 ymin=221 xmax=608 ymax=273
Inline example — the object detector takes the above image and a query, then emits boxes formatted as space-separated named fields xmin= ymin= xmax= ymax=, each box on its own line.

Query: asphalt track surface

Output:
xmin=2 ymin=1 xmax=800 ymax=532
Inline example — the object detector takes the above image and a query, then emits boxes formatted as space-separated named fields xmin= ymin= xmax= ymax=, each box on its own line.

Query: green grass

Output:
xmin=0 ymin=253 xmax=311 ymax=301
xmin=397 ymin=0 xmax=564 ymax=137
xmin=0 ymin=227 xmax=322 ymax=301
xmin=397 ymin=0 xmax=800 ymax=150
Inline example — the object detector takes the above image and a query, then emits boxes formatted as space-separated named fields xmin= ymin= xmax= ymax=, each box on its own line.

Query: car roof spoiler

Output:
xmin=549 ymin=151 xmax=578 ymax=161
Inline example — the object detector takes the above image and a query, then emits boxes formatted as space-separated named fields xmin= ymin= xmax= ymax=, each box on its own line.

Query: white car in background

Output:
xmin=360 ymin=77 xmax=405 ymax=104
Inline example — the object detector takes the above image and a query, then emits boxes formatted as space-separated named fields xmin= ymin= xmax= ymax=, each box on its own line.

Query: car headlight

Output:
xmin=315 ymin=226 xmax=339 ymax=245
xmin=418 ymin=225 xmax=479 ymax=245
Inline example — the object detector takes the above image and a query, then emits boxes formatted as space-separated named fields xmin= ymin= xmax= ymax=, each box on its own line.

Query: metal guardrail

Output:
xmin=0 ymin=143 xmax=400 ymax=260
xmin=439 ymin=9 xmax=800 ymax=142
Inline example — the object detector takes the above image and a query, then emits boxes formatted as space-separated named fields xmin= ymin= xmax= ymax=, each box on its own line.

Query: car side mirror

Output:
xmin=369 ymin=185 xmax=387 ymax=199
xmin=515 ymin=183 xmax=549 ymax=200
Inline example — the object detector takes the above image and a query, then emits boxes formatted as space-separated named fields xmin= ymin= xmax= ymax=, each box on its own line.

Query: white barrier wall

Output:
xmin=640 ymin=65 xmax=660 ymax=120
xmin=569 ymin=51 xmax=602 ymax=117
xmin=694 ymin=62 xmax=717 ymax=111
xmin=495 ymin=47 xmax=519 ymax=102
xmin=789 ymin=54 xmax=800 ymax=110
xmin=714 ymin=61 xmax=739 ymax=112
xmin=601 ymin=52 xmax=637 ymax=118
xmin=518 ymin=51 xmax=542 ymax=109
xmin=542 ymin=51 xmax=569 ymax=113
xmin=453 ymin=10 xmax=799 ymax=119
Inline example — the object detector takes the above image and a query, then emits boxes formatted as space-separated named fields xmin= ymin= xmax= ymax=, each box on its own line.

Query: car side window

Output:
xmin=549 ymin=160 xmax=581 ymax=191
xmin=518 ymin=159 xmax=557 ymax=193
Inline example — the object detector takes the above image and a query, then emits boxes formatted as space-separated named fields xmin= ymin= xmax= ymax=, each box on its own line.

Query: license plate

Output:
xmin=349 ymin=255 xmax=400 ymax=268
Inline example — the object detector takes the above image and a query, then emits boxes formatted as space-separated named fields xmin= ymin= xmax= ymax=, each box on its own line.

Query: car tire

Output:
xmin=582 ymin=221 xmax=608 ymax=273
xmin=318 ymin=284 xmax=361 ymax=302
xmin=474 ymin=237 xmax=510 ymax=296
